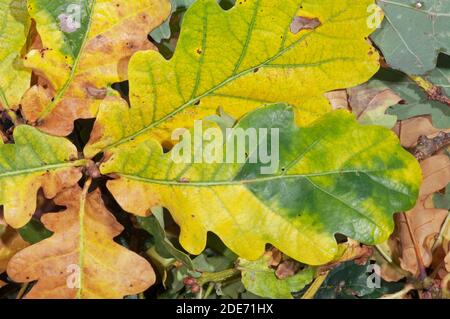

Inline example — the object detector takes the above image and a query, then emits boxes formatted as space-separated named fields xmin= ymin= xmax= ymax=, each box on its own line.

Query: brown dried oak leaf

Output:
xmin=7 ymin=186 xmax=155 ymax=299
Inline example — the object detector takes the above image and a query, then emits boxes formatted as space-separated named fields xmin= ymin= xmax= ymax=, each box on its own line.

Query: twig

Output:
xmin=202 ymin=282 xmax=215 ymax=299
xmin=197 ymin=268 xmax=240 ymax=286
xmin=410 ymin=75 xmax=450 ymax=106
xmin=413 ymin=132 xmax=450 ymax=161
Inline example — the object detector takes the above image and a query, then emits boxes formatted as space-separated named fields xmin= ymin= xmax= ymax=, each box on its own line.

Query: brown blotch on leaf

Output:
xmin=86 ymin=86 xmax=107 ymax=99
xmin=290 ymin=16 xmax=321 ymax=34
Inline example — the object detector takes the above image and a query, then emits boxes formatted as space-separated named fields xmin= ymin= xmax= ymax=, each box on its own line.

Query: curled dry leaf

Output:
xmin=324 ymin=90 xmax=348 ymax=110
xmin=7 ymin=186 xmax=155 ymax=299
xmin=324 ymin=82 xmax=402 ymax=128
xmin=388 ymin=155 xmax=450 ymax=277
xmin=20 ymin=0 xmax=171 ymax=136
xmin=347 ymin=83 xmax=401 ymax=128
xmin=396 ymin=117 xmax=450 ymax=149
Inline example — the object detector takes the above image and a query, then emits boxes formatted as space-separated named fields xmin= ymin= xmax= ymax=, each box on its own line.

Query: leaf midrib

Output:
xmin=37 ymin=0 xmax=97 ymax=121
xmin=103 ymin=3 xmax=345 ymax=152
xmin=0 ymin=159 xmax=85 ymax=179
xmin=117 ymin=168 xmax=407 ymax=188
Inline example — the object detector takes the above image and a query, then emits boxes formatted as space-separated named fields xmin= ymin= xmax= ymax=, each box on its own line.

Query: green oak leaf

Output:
xmin=138 ymin=208 xmax=194 ymax=269
xmin=238 ymin=256 xmax=315 ymax=299
xmin=150 ymin=0 xmax=195 ymax=43
xmin=0 ymin=0 xmax=31 ymax=109
xmin=377 ymin=57 xmax=450 ymax=129
xmin=101 ymin=103 xmax=421 ymax=265
xmin=18 ymin=218 xmax=53 ymax=244
xmin=373 ymin=0 xmax=450 ymax=75
xmin=434 ymin=184 xmax=450 ymax=210
xmin=315 ymin=261 xmax=404 ymax=299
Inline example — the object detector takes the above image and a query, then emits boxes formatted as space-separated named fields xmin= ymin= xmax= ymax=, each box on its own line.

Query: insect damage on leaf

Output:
xmin=85 ymin=0 xmax=382 ymax=158
xmin=7 ymin=186 xmax=155 ymax=299
xmin=100 ymin=104 xmax=421 ymax=265
xmin=290 ymin=16 xmax=321 ymax=34
xmin=19 ymin=0 xmax=171 ymax=136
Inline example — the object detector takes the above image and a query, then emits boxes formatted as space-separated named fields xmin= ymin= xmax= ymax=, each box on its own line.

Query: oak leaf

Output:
xmin=85 ymin=0 xmax=381 ymax=157
xmin=238 ymin=255 xmax=315 ymax=299
xmin=388 ymin=155 xmax=450 ymax=277
xmin=0 ymin=227 xmax=28 ymax=274
xmin=100 ymin=104 xmax=421 ymax=265
xmin=7 ymin=186 xmax=155 ymax=299
xmin=0 ymin=125 xmax=82 ymax=228
xmin=0 ymin=0 xmax=31 ymax=109
xmin=372 ymin=0 xmax=450 ymax=75
xmin=20 ymin=0 xmax=171 ymax=135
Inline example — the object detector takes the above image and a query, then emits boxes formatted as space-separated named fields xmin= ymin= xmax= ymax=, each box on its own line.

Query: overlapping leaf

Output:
xmin=7 ymin=186 xmax=155 ymax=299
xmin=0 ymin=125 xmax=82 ymax=229
xmin=238 ymin=256 xmax=315 ymax=299
xmin=389 ymin=155 xmax=450 ymax=277
xmin=101 ymin=104 xmax=421 ymax=265
xmin=20 ymin=0 xmax=171 ymax=135
xmin=0 ymin=0 xmax=31 ymax=109
xmin=375 ymin=60 xmax=450 ymax=129
xmin=0 ymin=227 xmax=28 ymax=274
xmin=373 ymin=0 xmax=450 ymax=75
xmin=85 ymin=0 xmax=381 ymax=157
xmin=150 ymin=0 xmax=195 ymax=43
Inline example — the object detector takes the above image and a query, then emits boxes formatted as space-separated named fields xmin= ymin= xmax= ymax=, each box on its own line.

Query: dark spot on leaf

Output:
xmin=290 ymin=16 xmax=321 ymax=34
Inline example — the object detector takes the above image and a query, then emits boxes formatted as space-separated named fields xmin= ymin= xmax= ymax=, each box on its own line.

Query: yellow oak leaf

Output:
xmin=0 ymin=125 xmax=83 ymax=229
xmin=0 ymin=0 xmax=31 ymax=109
xmin=85 ymin=0 xmax=381 ymax=157
xmin=20 ymin=0 xmax=171 ymax=136
xmin=101 ymin=104 xmax=420 ymax=265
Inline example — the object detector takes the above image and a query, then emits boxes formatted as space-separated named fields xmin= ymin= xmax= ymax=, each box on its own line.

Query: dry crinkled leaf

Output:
xmin=389 ymin=155 xmax=450 ymax=277
xmin=20 ymin=0 xmax=171 ymax=136
xmin=0 ymin=227 xmax=28 ymax=274
xmin=0 ymin=125 xmax=83 ymax=229
xmin=324 ymin=83 xmax=402 ymax=128
xmin=326 ymin=239 xmax=373 ymax=267
xmin=85 ymin=0 xmax=381 ymax=157
xmin=7 ymin=186 xmax=155 ymax=299
xmin=347 ymin=82 xmax=401 ymax=128
xmin=324 ymin=90 xmax=348 ymax=110
xmin=396 ymin=117 xmax=450 ymax=149
xmin=0 ymin=0 xmax=31 ymax=109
